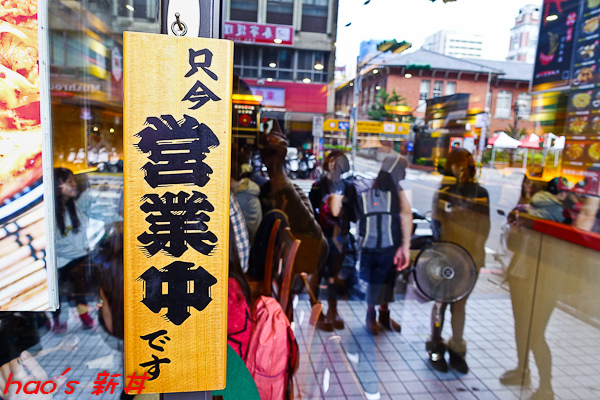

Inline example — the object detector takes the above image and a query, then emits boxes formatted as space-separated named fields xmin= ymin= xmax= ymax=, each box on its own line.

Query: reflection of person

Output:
xmin=574 ymin=196 xmax=600 ymax=232
xmin=258 ymin=118 xmax=328 ymax=297
xmin=358 ymin=154 xmax=412 ymax=335
xmin=428 ymin=149 xmax=490 ymax=373
xmin=521 ymin=178 xmax=568 ymax=223
xmin=53 ymin=168 xmax=97 ymax=333
xmin=500 ymin=177 xmax=559 ymax=400
xmin=309 ymin=150 xmax=353 ymax=331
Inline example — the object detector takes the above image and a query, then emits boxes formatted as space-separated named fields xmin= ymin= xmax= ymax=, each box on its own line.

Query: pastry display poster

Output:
xmin=0 ymin=0 xmax=53 ymax=310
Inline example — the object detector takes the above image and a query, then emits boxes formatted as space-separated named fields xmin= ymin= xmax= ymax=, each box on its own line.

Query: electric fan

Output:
xmin=409 ymin=242 xmax=477 ymax=303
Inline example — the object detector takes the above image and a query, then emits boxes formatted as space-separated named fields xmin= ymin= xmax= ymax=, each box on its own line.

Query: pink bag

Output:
xmin=245 ymin=296 xmax=298 ymax=400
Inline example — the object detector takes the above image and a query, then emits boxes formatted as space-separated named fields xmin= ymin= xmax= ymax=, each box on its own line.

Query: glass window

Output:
xmin=267 ymin=0 xmax=294 ymax=26
xmin=517 ymin=92 xmax=532 ymax=120
xmin=302 ymin=0 xmax=328 ymax=33
xmin=433 ymin=80 xmax=443 ymax=98
xmin=420 ymin=79 xmax=430 ymax=100
xmin=495 ymin=90 xmax=513 ymax=119
xmin=445 ymin=81 xmax=456 ymax=95
xmin=230 ymin=0 xmax=258 ymax=22
xmin=297 ymin=50 xmax=313 ymax=70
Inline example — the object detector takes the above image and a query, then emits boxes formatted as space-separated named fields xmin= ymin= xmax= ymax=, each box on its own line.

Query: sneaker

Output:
xmin=79 ymin=312 xmax=96 ymax=330
xmin=500 ymin=368 xmax=531 ymax=386
xmin=448 ymin=349 xmax=469 ymax=374
xmin=328 ymin=310 xmax=345 ymax=330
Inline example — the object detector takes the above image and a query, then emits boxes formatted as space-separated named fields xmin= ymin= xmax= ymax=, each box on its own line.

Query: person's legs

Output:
xmin=448 ymin=296 xmax=469 ymax=373
xmin=361 ymin=251 xmax=379 ymax=335
xmin=377 ymin=249 xmax=401 ymax=332
xmin=326 ymin=251 xmax=345 ymax=329
xmin=427 ymin=301 xmax=448 ymax=372
xmin=501 ymin=275 xmax=533 ymax=385
xmin=529 ymin=290 xmax=558 ymax=395
xmin=67 ymin=258 xmax=96 ymax=329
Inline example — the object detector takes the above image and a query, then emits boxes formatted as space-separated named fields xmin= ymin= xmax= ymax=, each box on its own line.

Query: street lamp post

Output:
xmin=349 ymin=40 xmax=411 ymax=170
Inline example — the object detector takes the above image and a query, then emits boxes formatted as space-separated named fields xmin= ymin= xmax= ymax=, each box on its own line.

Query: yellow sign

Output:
xmin=124 ymin=32 xmax=232 ymax=394
xmin=323 ymin=119 xmax=409 ymax=135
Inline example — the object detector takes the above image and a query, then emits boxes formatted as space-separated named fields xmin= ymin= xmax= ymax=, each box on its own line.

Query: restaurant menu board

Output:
xmin=570 ymin=0 xmax=600 ymax=87
xmin=0 ymin=0 xmax=53 ymax=310
xmin=532 ymin=0 xmax=581 ymax=93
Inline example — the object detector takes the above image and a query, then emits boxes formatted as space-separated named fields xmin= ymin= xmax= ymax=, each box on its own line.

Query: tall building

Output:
xmin=421 ymin=30 xmax=485 ymax=58
xmin=506 ymin=3 xmax=542 ymax=63
xmin=222 ymin=0 xmax=338 ymax=146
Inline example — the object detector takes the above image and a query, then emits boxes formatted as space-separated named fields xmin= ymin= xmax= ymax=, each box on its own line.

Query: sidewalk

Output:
xmin=292 ymin=276 xmax=600 ymax=400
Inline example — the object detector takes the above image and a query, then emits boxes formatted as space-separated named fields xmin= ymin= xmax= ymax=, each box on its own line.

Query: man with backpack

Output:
xmin=357 ymin=154 xmax=413 ymax=335
xmin=309 ymin=150 xmax=357 ymax=331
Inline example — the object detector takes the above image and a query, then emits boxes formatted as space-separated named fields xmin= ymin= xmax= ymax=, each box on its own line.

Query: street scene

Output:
xmin=0 ymin=0 xmax=599 ymax=400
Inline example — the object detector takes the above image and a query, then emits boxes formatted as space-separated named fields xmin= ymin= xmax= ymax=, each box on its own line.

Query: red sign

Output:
xmin=224 ymin=21 xmax=293 ymax=46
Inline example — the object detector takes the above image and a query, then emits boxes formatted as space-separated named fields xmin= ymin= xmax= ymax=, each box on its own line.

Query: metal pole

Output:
xmin=350 ymin=66 xmax=362 ymax=170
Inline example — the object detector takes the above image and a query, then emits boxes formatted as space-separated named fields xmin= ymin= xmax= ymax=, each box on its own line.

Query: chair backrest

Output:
xmin=270 ymin=227 xmax=301 ymax=319
xmin=262 ymin=218 xmax=282 ymax=296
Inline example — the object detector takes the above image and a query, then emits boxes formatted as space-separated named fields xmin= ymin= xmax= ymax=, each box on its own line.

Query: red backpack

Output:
xmin=245 ymin=296 xmax=299 ymax=400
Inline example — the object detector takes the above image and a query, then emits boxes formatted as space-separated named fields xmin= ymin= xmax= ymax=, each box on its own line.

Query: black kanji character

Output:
xmin=139 ymin=260 xmax=218 ymax=325
xmin=184 ymin=49 xmax=218 ymax=80
xmin=135 ymin=114 xmax=219 ymax=188
xmin=182 ymin=81 xmax=221 ymax=109
xmin=138 ymin=191 xmax=217 ymax=258
xmin=140 ymin=330 xmax=171 ymax=352
xmin=139 ymin=355 xmax=171 ymax=381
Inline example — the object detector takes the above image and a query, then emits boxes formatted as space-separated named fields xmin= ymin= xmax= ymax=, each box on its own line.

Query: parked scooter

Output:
xmin=285 ymin=147 xmax=300 ymax=179
xmin=299 ymin=151 xmax=317 ymax=179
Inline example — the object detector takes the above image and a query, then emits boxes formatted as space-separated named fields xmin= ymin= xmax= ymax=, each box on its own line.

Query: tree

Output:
xmin=505 ymin=124 xmax=527 ymax=140
xmin=367 ymin=89 xmax=408 ymax=122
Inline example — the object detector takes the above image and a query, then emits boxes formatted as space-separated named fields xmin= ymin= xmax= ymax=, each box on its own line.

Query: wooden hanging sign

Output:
xmin=123 ymin=31 xmax=232 ymax=394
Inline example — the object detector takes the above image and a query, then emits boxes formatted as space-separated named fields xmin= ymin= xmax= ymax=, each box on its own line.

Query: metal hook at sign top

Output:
xmin=171 ymin=12 xmax=188 ymax=36
xmin=161 ymin=0 xmax=220 ymax=38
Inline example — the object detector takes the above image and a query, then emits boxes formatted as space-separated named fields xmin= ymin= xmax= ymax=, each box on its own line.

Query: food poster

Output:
xmin=532 ymin=0 xmax=581 ymax=92
xmin=571 ymin=0 xmax=600 ymax=87
xmin=0 ymin=0 xmax=54 ymax=310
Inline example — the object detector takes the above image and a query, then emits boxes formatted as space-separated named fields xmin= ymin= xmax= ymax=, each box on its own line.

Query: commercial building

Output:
xmin=221 ymin=0 xmax=338 ymax=146
xmin=421 ymin=29 xmax=485 ymax=58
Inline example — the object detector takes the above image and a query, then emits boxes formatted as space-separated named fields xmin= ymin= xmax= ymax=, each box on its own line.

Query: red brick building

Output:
xmin=335 ymin=49 xmax=536 ymax=142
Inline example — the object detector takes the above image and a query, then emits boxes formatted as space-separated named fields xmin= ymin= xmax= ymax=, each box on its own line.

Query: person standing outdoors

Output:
xmin=357 ymin=154 xmax=412 ymax=335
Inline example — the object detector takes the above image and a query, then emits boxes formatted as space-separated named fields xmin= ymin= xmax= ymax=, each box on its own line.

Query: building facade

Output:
xmin=421 ymin=29 xmax=485 ymax=58
xmin=506 ymin=3 xmax=542 ymax=63
xmin=334 ymin=49 xmax=536 ymax=161
xmin=222 ymin=0 xmax=338 ymax=146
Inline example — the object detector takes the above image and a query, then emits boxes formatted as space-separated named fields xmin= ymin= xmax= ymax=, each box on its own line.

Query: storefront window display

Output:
xmin=1 ymin=0 xmax=600 ymax=399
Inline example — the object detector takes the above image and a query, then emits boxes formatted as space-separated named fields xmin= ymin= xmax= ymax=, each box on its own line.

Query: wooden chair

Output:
xmin=267 ymin=227 xmax=301 ymax=320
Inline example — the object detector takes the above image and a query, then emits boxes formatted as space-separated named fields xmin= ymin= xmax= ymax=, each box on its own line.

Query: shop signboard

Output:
xmin=531 ymin=0 xmax=581 ymax=92
xmin=123 ymin=32 xmax=232 ymax=393
xmin=224 ymin=21 xmax=293 ymax=46
xmin=250 ymin=86 xmax=286 ymax=107
xmin=0 ymin=0 xmax=55 ymax=310
xmin=323 ymin=119 xmax=409 ymax=134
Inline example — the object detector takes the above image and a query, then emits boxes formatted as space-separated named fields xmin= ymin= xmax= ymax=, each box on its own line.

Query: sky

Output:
xmin=335 ymin=0 xmax=542 ymax=74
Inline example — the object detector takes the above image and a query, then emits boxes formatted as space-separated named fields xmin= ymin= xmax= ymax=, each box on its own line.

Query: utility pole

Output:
xmin=349 ymin=40 xmax=411 ymax=170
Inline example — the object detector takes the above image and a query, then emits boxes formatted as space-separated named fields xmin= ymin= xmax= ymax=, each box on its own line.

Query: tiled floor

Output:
xmin=291 ymin=274 xmax=600 ymax=400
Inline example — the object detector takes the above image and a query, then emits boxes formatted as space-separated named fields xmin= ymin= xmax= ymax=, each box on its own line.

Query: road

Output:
xmin=294 ymin=154 xmax=525 ymax=266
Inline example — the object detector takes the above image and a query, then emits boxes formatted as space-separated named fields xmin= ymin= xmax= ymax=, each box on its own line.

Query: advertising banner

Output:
xmin=531 ymin=0 xmax=581 ymax=92
xmin=123 ymin=32 xmax=232 ymax=393
xmin=0 ymin=0 xmax=54 ymax=310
